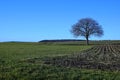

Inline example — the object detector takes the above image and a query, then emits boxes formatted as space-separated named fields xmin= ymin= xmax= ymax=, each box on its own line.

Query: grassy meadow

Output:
xmin=0 ymin=41 xmax=120 ymax=80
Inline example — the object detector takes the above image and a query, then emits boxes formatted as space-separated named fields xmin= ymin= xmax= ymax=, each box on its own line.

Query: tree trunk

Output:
xmin=86 ymin=36 xmax=89 ymax=45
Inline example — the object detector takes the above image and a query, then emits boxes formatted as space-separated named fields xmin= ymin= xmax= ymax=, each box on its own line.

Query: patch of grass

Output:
xmin=0 ymin=42 xmax=120 ymax=80
xmin=0 ymin=42 xmax=90 ymax=61
xmin=0 ymin=63 xmax=120 ymax=80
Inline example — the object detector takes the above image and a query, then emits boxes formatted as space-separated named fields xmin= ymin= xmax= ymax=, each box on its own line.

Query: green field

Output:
xmin=0 ymin=42 xmax=120 ymax=80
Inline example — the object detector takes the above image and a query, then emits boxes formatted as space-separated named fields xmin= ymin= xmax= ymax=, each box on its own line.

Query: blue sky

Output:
xmin=0 ymin=0 xmax=120 ymax=42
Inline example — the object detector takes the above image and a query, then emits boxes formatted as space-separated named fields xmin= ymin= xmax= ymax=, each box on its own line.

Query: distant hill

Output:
xmin=39 ymin=39 xmax=85 ymax=42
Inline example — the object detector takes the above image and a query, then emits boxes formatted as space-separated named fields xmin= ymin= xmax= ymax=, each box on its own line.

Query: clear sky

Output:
xmin=0 ymin=0 xmax=120 ymax=42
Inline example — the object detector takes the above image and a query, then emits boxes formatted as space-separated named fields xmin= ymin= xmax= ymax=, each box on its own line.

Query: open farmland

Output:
xmin=0 ymin=41 xmax=120 ymax=80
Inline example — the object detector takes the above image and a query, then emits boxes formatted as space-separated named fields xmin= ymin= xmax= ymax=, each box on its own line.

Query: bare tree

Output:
xmin=71 ymin=18 xmax=103 ymax=45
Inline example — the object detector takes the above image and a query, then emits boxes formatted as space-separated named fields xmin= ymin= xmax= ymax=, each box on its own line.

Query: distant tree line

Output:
xmin=39 ymin=39 xmax=85 ymax=42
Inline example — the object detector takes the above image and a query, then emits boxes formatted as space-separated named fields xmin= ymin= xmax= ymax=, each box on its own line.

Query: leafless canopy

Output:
xmin=71 ymin=18 xmax=104 ymax=45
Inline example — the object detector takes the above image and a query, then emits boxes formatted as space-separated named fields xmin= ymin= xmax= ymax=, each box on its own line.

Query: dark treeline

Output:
xmin=39 ymin=39 xmax=85 ymax=42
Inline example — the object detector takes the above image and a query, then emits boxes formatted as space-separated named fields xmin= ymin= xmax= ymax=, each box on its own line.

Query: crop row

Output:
xmin=44 ymin=44 xmax=120 ymax=70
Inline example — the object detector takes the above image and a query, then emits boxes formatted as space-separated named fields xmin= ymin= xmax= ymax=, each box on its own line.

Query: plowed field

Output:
xmin=44 ymin=45 xmax=120 ymax=70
